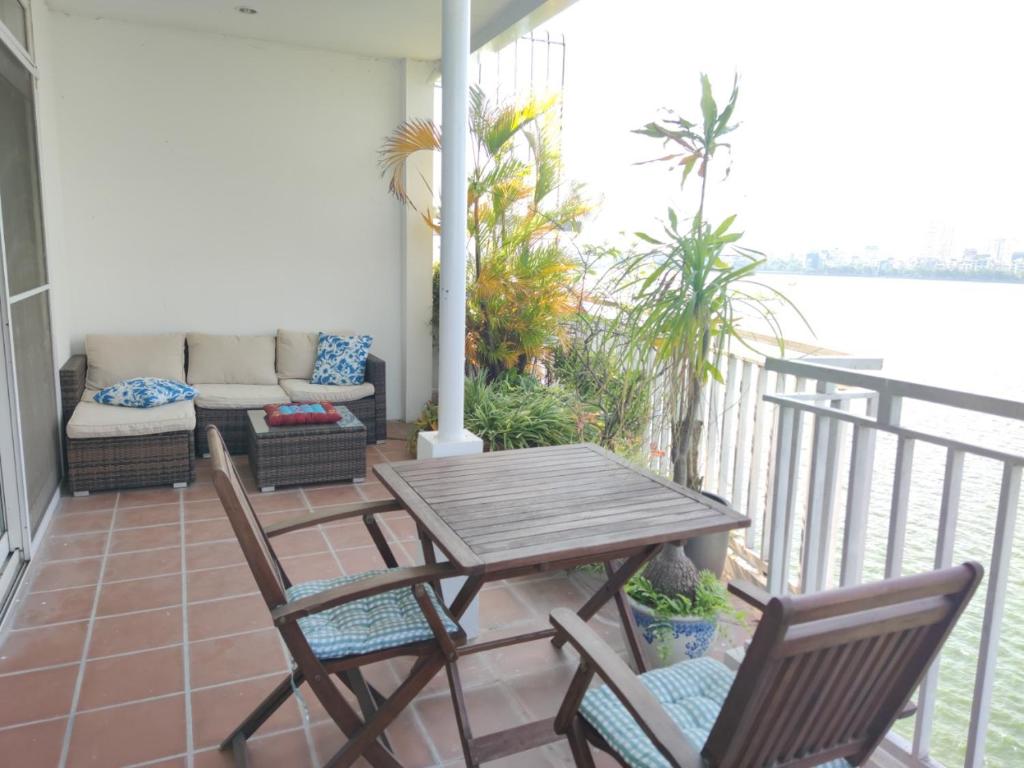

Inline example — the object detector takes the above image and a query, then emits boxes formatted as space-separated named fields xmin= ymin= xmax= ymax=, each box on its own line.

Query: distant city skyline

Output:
xmin=534 ymin=0 xmax=1024 ymax=263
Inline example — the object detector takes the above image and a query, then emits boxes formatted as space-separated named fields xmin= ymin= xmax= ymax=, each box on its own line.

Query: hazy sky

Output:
xmin=531 ymin=0 xmax=1024 ymax=260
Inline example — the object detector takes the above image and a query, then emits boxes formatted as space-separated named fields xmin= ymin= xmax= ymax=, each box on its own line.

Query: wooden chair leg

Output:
xmin=445 ymin=659 xmax=478 ymax=768
xmin=566 ymin=717 xmax=597 ymax=768
xmin=220 ymin=670 xmax=303 ymax=751
xmin=338 ymin=669 xmax=392 ymax=751
xmin=323 ymin=653 xmax=447 ymax=768
xmin=552 ymin=546 xmax=660 ymax=650
xmin=607 ymin=562 xmax=648 ymax=673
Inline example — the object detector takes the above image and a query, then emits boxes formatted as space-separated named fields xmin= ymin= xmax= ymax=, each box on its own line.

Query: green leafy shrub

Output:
xmin=625 ymin=570 xmax=731 ymax=620
xmin=409 ymin=373 xmax=599 ymax=455
xmin=550 ymin=313 xmax=650 ymax=456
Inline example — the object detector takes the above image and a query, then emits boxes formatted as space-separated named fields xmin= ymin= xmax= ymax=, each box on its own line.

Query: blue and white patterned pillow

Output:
xmin=93 ymin=377 xmax=197 ymax=408
xmin=311 ymin=333 xmax=373 ymax=386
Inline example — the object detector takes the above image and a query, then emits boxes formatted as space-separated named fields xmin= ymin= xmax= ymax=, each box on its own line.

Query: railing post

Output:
xmin=801 ymin=382 xmax=836 ymax=593
xmin=767 ymin=404 xmax=802 ymax=594
xmin=913 ymin=447 xmax=964 ymax=760
xmin=705 ymin=375 xmax=722 ymax=494
xmin=885 ymin=434 xmax=915 ymax=578
xmin=965 ymin=462 xmax=1022 ymax=767
xmin=731 ymin=360 xmax=754 ymax=512
xmin=717 ymin=355 xmax=740 ymax=496
xmin=761 ymin=373 xmax=788 ymax=561
xmin=745 ymin=365 xmax=769 ymax=549
xmin=839 ymin=394 xmax=879 ymax=587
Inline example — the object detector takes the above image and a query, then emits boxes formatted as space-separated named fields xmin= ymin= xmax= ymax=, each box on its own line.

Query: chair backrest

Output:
xmin=703 ymin=562 xmax=982 ymax=768
xmin=207 ymin=425 xmax=288 ymax=609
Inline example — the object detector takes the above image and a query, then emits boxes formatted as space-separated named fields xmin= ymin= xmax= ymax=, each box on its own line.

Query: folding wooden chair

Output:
xmin=206 ymin=425 xmax=466 ymax=768
xmin=551 ymin=562 xmax=982 ymax=768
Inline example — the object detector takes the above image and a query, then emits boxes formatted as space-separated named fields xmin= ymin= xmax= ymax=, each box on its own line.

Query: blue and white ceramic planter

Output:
xmin=629 ymin=597 xmax=718 ymax=668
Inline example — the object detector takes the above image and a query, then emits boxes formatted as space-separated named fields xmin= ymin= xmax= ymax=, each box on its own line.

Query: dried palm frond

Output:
xmin=378 ymin=118 xmax=441 ymax=206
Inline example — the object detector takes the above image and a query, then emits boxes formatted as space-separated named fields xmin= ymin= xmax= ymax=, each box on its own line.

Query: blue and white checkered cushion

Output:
xmin=285 ymin=570 xmax=459 ymax=659
xmin=579 ymin=656 xmax=850 ymax=768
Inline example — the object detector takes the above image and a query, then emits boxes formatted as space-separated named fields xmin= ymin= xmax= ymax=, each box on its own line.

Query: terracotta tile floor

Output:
xmin=0 ymin=438 xmax=738 ymax=768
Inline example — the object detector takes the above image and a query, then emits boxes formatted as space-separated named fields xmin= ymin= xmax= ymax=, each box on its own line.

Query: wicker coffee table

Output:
xmin=246 ymin=408 xmax=367 ymax=492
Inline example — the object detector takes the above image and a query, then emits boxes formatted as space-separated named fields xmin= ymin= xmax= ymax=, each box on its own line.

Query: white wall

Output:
xmin=41 ymin=11 xmax=425 ymax=418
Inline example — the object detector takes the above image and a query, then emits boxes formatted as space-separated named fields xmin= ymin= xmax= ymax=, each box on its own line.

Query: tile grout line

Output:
xmin=299 ymin=486 xmax=346 ymax=578
xmin=57 ymin=490 xmax=120 ymax=768
xmin=0 ymin=656 xmax=304 ymax=735
xmin=178 ymin=488 xmax=195 ymax=767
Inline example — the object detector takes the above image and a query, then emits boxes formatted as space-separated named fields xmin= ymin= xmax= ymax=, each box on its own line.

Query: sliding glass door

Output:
xmin=0 ymin=8 xmax=61 ymax=607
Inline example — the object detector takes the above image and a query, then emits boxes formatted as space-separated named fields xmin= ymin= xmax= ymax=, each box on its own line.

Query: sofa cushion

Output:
xmin=67 ymin=398 xmax=196 ymax=439
xmin=193 ymin=384 xmax=289 ymax=410
xmin=276 ymin=329 xmax=354 ymax=380
xmin=85 ymin=334 xmax=186 ymax=391
xmin=186 ymin=334 xmax=277 ymax=385
xmin=279 ymin=379 xmax=374 ymax=404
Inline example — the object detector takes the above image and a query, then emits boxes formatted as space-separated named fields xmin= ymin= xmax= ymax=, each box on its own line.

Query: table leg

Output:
xmin=417 ymin=524 xmax=442 ymax=596
xmin=449 ymin=573 xmax=484 ymax=621
xmin=552 ymin=545 xmax=661 ymax=649
xmin=607 ymin=561 xmax=648 ymax=673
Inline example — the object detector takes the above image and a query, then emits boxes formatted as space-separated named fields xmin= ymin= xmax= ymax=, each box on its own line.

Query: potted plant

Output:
xmin=625 ymin=548 xmax=737 ymax=668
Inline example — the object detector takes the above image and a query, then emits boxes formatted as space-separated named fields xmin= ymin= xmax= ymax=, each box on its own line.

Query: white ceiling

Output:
xmin=44 ymin=0 xmax=572 ymax=60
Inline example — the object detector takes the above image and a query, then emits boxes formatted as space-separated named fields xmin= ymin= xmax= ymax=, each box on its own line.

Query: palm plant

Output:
xmin=379 ymin=87 xmax=589 ymax=380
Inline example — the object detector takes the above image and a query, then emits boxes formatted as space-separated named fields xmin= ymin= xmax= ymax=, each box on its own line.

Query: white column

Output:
xmin=418 ymin=0 xmax=483 ymax=460
xmin=417 ymin=0 xmax=483 ymax=639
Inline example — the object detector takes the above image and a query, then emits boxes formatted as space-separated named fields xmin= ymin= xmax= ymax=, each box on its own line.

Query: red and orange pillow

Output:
xmin=263 ymin=402 xmax=342 ymax=426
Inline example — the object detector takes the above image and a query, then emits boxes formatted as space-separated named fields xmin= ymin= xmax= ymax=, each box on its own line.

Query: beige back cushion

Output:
xmin=85 ymin=333 xmax=186 ymax=390
xmin=186 ymin=334 xmax=278 ymax=385
xmin=275 ymin=329 xmax=353 ymax=380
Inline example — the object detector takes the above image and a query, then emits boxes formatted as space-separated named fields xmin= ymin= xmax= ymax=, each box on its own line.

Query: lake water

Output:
xmin=756 ymin=274 xmax=1024 ymax=767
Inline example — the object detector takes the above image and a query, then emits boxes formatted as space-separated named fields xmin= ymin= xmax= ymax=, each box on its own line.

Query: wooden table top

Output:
xmin=374 ymin=443 xmax=749 ymax=574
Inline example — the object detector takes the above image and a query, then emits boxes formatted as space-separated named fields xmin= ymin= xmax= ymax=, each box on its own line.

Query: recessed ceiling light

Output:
xmin=236 ymin=6 xmax=258 ymax=14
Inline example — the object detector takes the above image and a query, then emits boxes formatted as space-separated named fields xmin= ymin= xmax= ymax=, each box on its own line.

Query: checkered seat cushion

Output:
xmin=579 ymin=657 xmax=851 ymax=768
xmin=285 ymin=570 xmax=459 ymax=659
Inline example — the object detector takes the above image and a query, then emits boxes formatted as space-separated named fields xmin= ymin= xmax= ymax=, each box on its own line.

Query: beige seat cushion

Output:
xmin=187 ymin=334 xmax=277 ymax=385
xmin=276 ymin=329 xmax=354 ymax=380
xmin=67 ymin=399 xmax=196 ymax=439
xmin=279 ymin=379 xmax=374 ymax=403
xmin=85 ymin=333 xmax=186 ymax=390
xmin=193 ymin=383 xmax=289 ymax=409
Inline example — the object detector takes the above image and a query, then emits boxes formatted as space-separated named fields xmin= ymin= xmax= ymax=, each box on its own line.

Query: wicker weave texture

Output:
xmin=248 ymin=417 xmax=367 ymax=488
xmin=66 ymin=431 xmax=195 ymax=493
xmin=197 ymin=396 xmax=378 ymax=455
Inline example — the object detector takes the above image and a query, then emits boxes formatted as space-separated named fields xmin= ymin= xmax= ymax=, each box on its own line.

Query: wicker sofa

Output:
xmin=60 ymin=331 xmax=386 ymax=494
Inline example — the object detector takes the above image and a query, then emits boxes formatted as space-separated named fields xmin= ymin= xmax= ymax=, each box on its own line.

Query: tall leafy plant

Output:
xmin=618 ymin=74 xmax=803 ymax=489
xmin=380 ymin=88 xmax=589 ymax=380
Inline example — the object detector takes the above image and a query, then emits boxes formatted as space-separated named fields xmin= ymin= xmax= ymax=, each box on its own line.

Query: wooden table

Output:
xmin=375 ymin=443 xmax=748 ymax=767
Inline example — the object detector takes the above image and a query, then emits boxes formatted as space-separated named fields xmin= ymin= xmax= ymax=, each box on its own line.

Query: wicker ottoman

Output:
xmin=246 ymin=408 xmax=367 ymax=492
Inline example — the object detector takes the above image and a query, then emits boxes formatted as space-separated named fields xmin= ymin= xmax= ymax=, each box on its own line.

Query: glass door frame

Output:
xmin=0 ymin=0 xmax=61 ymax=609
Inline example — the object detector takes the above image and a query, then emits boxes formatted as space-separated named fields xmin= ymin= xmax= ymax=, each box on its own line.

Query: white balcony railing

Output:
xmin=645 ymin=349 xmax=1024 ymax=767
